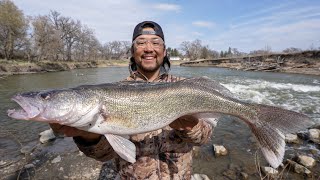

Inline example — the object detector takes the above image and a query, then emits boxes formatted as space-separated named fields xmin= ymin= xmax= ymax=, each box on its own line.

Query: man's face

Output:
xmin=132 ymin=28 xmax=166 ymax=74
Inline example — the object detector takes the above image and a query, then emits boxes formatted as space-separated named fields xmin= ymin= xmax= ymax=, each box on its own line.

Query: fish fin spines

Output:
xmin=253 ymin=104 xmax=314 ymax=134
xmin=248 ymin=104 xmax=313 ymax=168
xmin=249 ymin=122 xmax=285 ymax=168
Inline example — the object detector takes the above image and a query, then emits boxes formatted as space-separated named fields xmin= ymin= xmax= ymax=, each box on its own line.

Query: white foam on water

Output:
xmin=222 ymin=79 xmax=320 ymax=125
xmin=227 ymin=79 xmax=320 ymax=93
xmin=222 ymin=83 xmax=274 ymax=105
xmin=313 ymin=79 xmax=320 ymax=85
xmin=268 ymin=83 xmax=320 ymax=92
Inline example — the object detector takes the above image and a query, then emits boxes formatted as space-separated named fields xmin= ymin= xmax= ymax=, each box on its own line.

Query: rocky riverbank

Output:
xmin=1 ymin=124 xmax=319 ymax=180
xmin=0 ymin=59 xmax=128 ymax=76
xmin=181 ymin=50 xmax=320 ymax=76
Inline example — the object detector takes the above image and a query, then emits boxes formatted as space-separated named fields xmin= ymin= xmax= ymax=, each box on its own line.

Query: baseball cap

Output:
xmin=132 ymin=21 xmax=164 ymax=42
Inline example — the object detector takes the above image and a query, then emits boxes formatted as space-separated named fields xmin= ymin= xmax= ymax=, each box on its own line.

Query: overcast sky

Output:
xmin=12 ymin=0 xmax=320 ymax=53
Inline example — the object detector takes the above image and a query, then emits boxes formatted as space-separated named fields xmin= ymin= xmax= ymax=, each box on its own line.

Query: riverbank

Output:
xmin=180 ymin=50 xmax=320 ymax=76
xmin=1 ymin=124 xmax=319 ymax=179
xmin=0 ymin=59 xmax=129 ymax=76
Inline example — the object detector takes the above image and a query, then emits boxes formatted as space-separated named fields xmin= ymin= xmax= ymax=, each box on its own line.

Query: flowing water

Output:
xmin=0 ymin=66 xmax=319 ymax=178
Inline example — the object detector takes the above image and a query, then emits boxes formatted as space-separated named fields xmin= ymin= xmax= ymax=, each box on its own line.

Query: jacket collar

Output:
xmin=128 ymin=66 xmax=168 ymax=82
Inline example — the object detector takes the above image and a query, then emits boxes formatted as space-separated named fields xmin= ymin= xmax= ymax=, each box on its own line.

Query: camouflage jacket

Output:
xmin=74 ymin=70 xmax=213 ymax=180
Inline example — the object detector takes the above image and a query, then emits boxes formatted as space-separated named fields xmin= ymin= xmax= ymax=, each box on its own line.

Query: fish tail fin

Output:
xmin=248 ymin=104 xmax=314 ymax=168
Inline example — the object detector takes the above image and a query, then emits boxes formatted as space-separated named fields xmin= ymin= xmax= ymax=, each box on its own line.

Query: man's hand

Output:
xmin=169 ymin=115 xmax=199 ymax=131
xmin=50 ymin=123 xmax=102 ymax=144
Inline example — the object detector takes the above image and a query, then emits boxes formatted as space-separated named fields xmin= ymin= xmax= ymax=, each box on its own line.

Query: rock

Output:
xmin=285 ymin=133 xmax=300 ymax=144
xmin=24 ymin=164 xmax=35 ymax=169
xmin=193 ymin=146 xmax=201 ymax=158
xmin=222 ymin=169 xmax=237 ymax=180
xmin=297 ymin=155 xmax=316 ymax=168
xmin=192 ymin=173 xmax=210 ymax=180
xmin=51 ymin=155 xmax=62 ymax=163
xmin=39 ymin=129 xmax=56 ymax=143
xmin=240 ymin=172 xmax=248 ymax=180
xmin=20 ymin=145 xmax=35 ymax=154
xmin=286 ymin=159 xmax=312 ymax=177
xmin=297 ymin=131 xmax=309 ymax=141
xmin=310 ymin=149 xmax=318 ymax=155
xmin=78 ymin=151 xmax=84 ymax=156
xmin=0 ymin=160 xmax=6 ymax=166
xmin=213 ymin=144 xmax=228 ymax=156
xmin=261 ymin=166 xmax=278 ymax=178
xmin=309 ymin=129 xmax=320 ymax=143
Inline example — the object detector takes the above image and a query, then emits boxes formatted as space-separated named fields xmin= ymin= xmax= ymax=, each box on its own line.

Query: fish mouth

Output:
xmin=7 ymin=95 xmax=41 ymax=120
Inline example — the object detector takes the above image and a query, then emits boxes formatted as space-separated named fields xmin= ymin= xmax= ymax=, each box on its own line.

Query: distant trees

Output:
xmin=167 ymin=47 xmax=181 ymax=57
xmin=282 ymin=47 xmax=302 ymax=53
xmin=102 ymin=41 xmax=130 ymax=60
xmin=249 ymin=45 xmax=272 ymax=56
xmin=0 ymin=0 xmax=318 ymax=62
xmin=180 ymin=39 xmax=219 ymax=60
xmin=0 ymin=0 xmax=28 ymax=59
xmin=0 ymin=0 xmax=130 ymax=61
xmin=220 ymin=47 xmax=245 ymax=58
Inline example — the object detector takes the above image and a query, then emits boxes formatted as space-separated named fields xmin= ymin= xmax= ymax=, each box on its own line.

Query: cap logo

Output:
xmin=141 ymin=30 xmax=156 ymax=35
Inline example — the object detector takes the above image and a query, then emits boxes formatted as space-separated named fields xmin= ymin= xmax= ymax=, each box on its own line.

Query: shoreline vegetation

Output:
xmin=0 ymin=59 xmax=184 ymax=76
xmin=180 ymin=50 xmax=320 ymax=76
xmin=0 ymin=59 xmax=129 ymax=76
xmin=1 ymin=50 xmax=320 ymax=77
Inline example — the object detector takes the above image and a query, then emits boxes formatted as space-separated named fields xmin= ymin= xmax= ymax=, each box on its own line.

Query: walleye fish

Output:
xmin=7 ymin=77 xmax=314 ymax=168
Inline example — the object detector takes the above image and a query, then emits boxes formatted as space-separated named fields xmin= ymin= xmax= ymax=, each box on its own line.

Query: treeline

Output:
xmin=0 ymin=0 xmax=131 ymax=61
xmin=1 ymin=0 xmax=319 ymax=62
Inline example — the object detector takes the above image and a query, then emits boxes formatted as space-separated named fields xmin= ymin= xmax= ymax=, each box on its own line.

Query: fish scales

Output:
xmin=96 ymin=81 xmax=255 ymax=133
xmin=7 ymin=77 xmax=314 ymax=168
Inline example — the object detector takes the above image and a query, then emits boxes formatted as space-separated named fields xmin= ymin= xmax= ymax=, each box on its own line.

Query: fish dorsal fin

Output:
xmin=104 ymin=134 xmax=136 ymax=163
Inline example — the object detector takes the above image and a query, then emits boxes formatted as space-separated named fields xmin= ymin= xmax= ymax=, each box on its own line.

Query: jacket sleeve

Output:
xmin=73 ymin=136 xmax=116 ymax=162
xmin=174 ymin=120 xmax=213 ymax=145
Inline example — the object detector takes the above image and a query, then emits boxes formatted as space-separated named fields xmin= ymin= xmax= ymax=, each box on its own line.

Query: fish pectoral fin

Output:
xmin=104 ymin=134 xmax=136 ymax=163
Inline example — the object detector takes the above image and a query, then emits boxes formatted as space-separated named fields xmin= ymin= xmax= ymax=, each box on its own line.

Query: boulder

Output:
xmin=39 ymin=129 xmax=56 ymax=143
xmin=261 ymin=166 xmax=278 ymax=178
xmin=309 ymin=129 xmax=320 ymax=144
xmin=51 ymin=155 xmax=62 ymax=164
xmin=285 ymin=133 xmax=300 ymax=144
xmin=213 ymin=144 xmax=228 ymax=156
xmin=297 ymin=155 xmax=316 ymax=168
xmin=20 ymin=145 xmax=35 ymax=154
xmin=24 ymin=164 xmax=35 ymax=169
xmin=286 ymin=159 xmax=312 ymax=177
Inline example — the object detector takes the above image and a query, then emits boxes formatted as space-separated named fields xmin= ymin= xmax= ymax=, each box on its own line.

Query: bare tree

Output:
xmin=180 ymin=39 xmax=205 ymax=60
xmin=102 ymin=41 xmax=130 ymax=60
xmin=32 ymin=15 xmax=58 ymax=61
xmin=180 ymin=41 xmax=191 ymax=60
xmin=48 ymin=11 xmax=82 ymax=61
xmin=282 ymin=47 xmax=302 ymax=53
xmin=73 ymin=26 xmax=101 ymax=61
xmin=0 ymin=0 xmax=28 ymax=60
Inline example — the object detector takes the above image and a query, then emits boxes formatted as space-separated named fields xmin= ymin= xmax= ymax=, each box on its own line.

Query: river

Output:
xmin=1 ymin=66 xmax=319 ymax=179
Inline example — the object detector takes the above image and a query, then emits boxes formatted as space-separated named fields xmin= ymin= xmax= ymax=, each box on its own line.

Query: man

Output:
xmin=51 ymin=21 xmax=213 ymax=179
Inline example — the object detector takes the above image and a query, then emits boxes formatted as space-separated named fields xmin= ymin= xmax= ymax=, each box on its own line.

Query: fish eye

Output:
xmin=40 ymin=92 xmax=51 ymax=100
